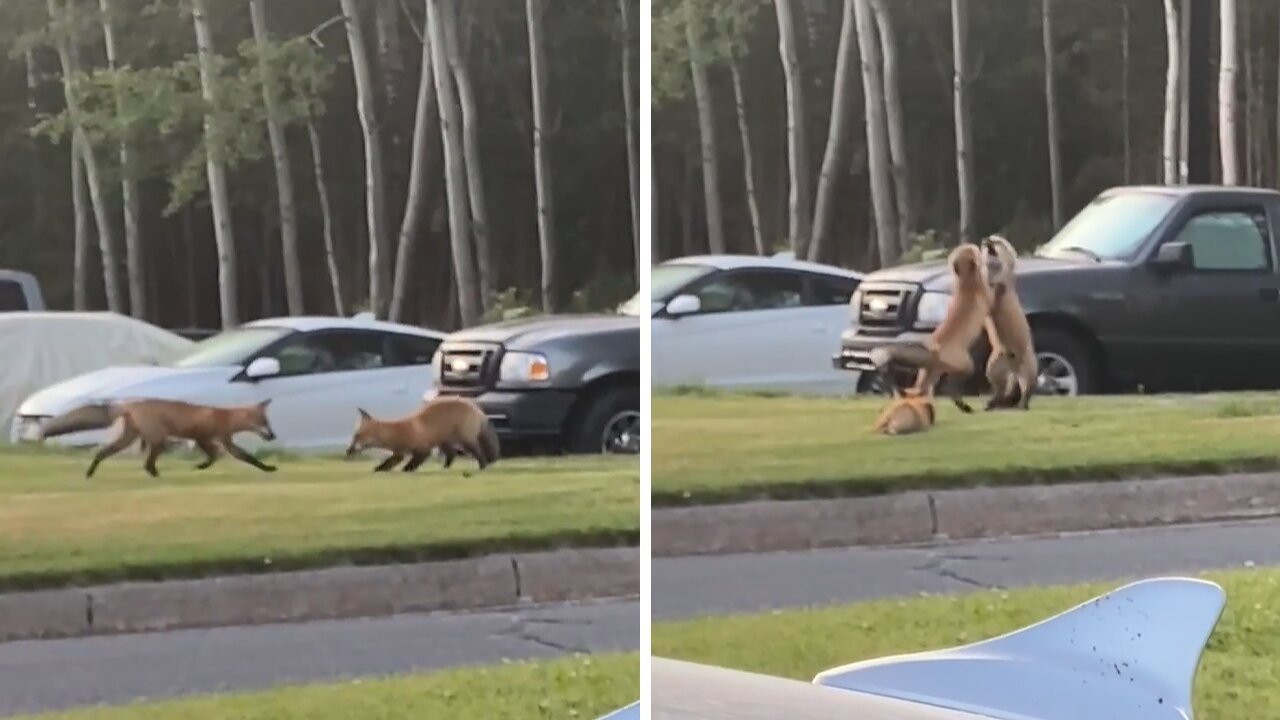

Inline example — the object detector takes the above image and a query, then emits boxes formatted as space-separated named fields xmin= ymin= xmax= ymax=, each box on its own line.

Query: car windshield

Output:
xmin=171 ymin=326 xmax=293 ymax=368
xmin=1037 ymin=192 xmax=1178 ymax=262
xmin=618 ymin=263 xmax=716 ymax=316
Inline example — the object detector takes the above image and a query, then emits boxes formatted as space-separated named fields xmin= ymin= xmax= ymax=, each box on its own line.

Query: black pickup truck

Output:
xmin=431 ymin=314 xmax=640 ymax=454
xmin=836 ymin=185 xmax=1280 ymax=395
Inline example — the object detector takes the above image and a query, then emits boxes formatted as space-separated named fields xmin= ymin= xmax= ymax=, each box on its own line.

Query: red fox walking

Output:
xmin=344 ymin=396 xmax=500 ymax=474
xmin=39 ymin=399 xmax=278 ymax=478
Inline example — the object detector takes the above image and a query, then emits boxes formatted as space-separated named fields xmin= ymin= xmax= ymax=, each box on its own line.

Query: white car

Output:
xmin=642 ymin=254 xmax=863 ymax=395
xmin=14 ymin=315 xmax=445 ymax=452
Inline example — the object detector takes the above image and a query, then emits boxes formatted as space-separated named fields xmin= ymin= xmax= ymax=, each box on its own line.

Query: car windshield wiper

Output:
xmin=1055 ymin=245 xmax=1103 ymax=263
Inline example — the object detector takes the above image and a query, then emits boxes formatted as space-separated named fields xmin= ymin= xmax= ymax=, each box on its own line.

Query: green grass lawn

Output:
xmin=652 ymin=569 xmax=1280 ymax=719
xmin=0 ymin=447 xmax=638 ymax=590
xmin=653 ymin=390 xmax=1280 ymax=505
xmin=15 ymin=653 xmax=638 ymax=720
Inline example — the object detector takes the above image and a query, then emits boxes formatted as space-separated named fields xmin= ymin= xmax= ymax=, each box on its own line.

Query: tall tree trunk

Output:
xmin=619 ymin=0 xmax=640 ymax=271
xmin=341 ymin=0 xmax=391 ymax=316
xmin=374 ymin=0 xmax=405 ymax=124
xmin=49 ymin=0 xmax=124 ymax=314
xmin=1041 ymin=0 xmax=1063 ymax=229
xmin=71 ymin=134 xmax=89 ymax=311
xmin=870 ymin=0 xmax=912 ymax=253
xmin=729 ymin=57 xmax=765 ymax=256
xmin=1122 ymin=4 xmax=1132 ymax=183
xmin=685 ymin=6 xmax=725 ymax=255
xmin=250 ymin=0 xmax=304 ymax=316
xmin=307 ymin=119 xmax=346 ymax=316
xmin=951 ymin=0 xmax=975 ymax=245
xmin=810 ymin=0 xmax=857 ymax=264
xmin=390 ymin=14 xmax=440 ymax=322
xmin=445 ymin=0 xmax=495 ymax=310
xmin=1177 ymin=0 xmax=1190 ymax=182
xmin=1243 ymin=0 xmax=1254 ymax=184
xmin=851 ymin=0 xmax=899 ymax=267
xmin=426 ymin=0 xmax=480 ymax=327
xmin=526 ymin=0 xmax=559 ymax=311
xmin=191 ymin=0 xmax=238 ymax=327
xmin=375 ymin=0 xmax=407 ymax=219
xmin=1219 ymin=0 xmax=1239 ymax=184
xmin=774 ymin=0 xmax=812 ymax=256
xmin=99 ymin=0 xmax=145 ymax=318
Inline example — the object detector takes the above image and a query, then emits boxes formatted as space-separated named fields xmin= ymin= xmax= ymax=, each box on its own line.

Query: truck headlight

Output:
xmin=848 ymin=290 xmax=862 ymax=323
xmin=430 ymin=349 xmax=443 ymax=379
xmin=499 ymin=352 xmax=551 ymax=383
xmin=914 ymin=292 xmax=950 ymax=330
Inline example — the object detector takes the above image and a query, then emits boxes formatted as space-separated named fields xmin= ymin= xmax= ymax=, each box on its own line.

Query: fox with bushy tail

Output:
xmin=345 ymin=396 xmax=499 ymax=475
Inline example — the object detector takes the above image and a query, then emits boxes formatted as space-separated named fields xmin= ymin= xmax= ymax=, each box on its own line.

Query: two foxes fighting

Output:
xmin=38 ymin=394 xmax=499 ymax=478
xmin=871 ymin=235 xmax=1035 ymax=436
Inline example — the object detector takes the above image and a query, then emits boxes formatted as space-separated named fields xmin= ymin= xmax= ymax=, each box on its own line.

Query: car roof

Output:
xmin=244 ymin=315 xmax=447 ymax=339
xmin=662 ymin=254 xmax=863 ymax=279
xmin=1106 ymin=184 xmax=1280 ymax=198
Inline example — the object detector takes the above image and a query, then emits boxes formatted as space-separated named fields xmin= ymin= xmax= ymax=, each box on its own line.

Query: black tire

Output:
xmin=569 ymin=386 xmax=640 ymax=455
xmin=1032 ymin=327 xmax=1099 ymax=396
xmin=856 ymin=371 xmax=893 ymax=396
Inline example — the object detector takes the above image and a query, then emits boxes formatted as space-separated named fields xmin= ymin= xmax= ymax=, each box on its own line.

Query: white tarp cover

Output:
xmin=0 ymin=312 xmax=194 ymax=439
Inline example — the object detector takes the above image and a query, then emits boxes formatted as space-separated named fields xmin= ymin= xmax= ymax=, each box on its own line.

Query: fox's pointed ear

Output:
xmin=259 ymin=399 xmax=272 ymax=409
xmin=357 ymin=408 xmax=371 ymax=421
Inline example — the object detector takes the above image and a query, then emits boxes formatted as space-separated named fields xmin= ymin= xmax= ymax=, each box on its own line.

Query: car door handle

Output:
xmin=1260 ymin=287 xmax=1280 ymax=302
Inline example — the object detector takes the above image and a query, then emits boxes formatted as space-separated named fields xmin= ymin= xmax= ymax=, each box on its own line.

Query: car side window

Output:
xmin=806 ymin=273 xmax=859 ymax=306
xmin=693 ymin=270 xmax=806 ymax=314
xmin=1171 ymin=209 xmax=1272 ymax=272
xmin=0 ymin=280 xmax=27 ymax=311
xmin=269 ymin=331 xmax=387 ymax=376
xmin=386 ymin=333 xmax=441 ymax=367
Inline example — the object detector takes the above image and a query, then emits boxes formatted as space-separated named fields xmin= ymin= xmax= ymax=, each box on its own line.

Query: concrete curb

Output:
xmin=0 ymin=547 xmax=638 ymax=643
xmin=652 ymin=471 xmax=1280 ymax=556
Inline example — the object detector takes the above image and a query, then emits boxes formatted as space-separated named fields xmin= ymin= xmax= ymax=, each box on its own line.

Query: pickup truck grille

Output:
xmin=438 ymin=342 xmax=501 ymax=390
xmin=857 ymin=283 xmax=919 ymax=333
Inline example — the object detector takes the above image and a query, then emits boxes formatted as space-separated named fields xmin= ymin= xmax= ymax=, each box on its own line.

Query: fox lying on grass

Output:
xmin=871 ymin=387 xmax=936 ymax=436
xmin=39 ymin=399 xmax=278 ymax=478
xmin=344 ymin=396 xmax=499 ymax=475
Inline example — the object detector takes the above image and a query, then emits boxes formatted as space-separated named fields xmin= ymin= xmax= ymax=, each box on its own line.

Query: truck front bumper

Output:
xmin=832 ymin=328 xmax=935 ymax=374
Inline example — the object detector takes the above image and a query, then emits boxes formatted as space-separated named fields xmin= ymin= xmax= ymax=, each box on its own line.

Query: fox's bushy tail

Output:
xmin=478 ymin=418 xmax=500 ymax=466
xmin=39 ymin=403 xmax=120 ymax=439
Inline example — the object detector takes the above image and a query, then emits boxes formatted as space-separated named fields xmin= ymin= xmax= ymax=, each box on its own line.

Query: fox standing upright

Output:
xmin=345 ymin=396 xmax=500 ymax=474
xmin=39 ymin=399 xmax=278 ymax=478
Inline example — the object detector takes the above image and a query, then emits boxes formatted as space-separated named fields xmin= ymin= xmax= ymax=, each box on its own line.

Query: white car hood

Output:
xmin=18 ymin=365 xmax=240 ymax=417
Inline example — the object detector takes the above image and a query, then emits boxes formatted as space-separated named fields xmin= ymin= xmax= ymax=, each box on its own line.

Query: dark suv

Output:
xmin=432 ymin=314 xmax=640 ymax=454
xmin=836 ymin=185 xmax=1280 ymax=395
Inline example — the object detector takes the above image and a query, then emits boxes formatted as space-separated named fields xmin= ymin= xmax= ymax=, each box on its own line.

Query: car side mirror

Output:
xmin=1151 ymin=241 xmax=1194 ymax=271
xmin=665 ymin=294 xmax=702 ymax=317
xmin=244 ymin=357 xmax=281 ymax=381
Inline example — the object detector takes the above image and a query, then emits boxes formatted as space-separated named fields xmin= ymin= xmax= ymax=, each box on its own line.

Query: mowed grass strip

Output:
xmin=0 ymin=448 xmax=638 ymax=591
xmin=653 ymin=391 xmax=1280 ymax=505
xmin=652 ymin=569 xmax=1280 ymax=719
xmin=14 ymin=653 xmax=638 ymax=720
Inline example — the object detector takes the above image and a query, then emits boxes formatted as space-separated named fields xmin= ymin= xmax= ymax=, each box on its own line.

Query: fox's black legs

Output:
xmin=373 ymin=453 xmax=405 ymax=472
xmin=143 ymin=444 xmax=165 ymax=477
xmin=225 ymin=441 xmax=277 ymax=473
xmin=440 ymin=446 xmax=458 ymax=469
xmin=194 ymin=439 xmax=220 ymax=470
xmin=401 ymin=452 xmax=430 ymax=472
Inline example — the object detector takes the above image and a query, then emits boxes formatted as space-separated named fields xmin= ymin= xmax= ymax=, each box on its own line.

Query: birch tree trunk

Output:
xmin=98 ymin=0 xmax=145 ymax=317
xmin=810 ymin=0 xmax=857 ymax=263
xmin=1219 ymin=0 xmax=1239 ymax=185
xmin=71 ymin=134 xmax=89 ymax=311
xmin=1041 ymin=0 xmax=1063 ymax=229
xmin=340 ymin=0 xmax=391 ymax=316
xmin=251 ymin=0 xmax=304 ymax=316
xmin=1122 ymin=4 xmax=1132 ymax=183
xmin=390 ymin=15 xmax=439 ymax=322
xmin=852 ymin=0 xmax=899 ymax=267
xmin=445 ymin=0 xmax=495 ymax=310
xmin=527 ymin=0 xmax=559 ymax=310
xmin=307 ymin=119 xmax=346 ymax=316
xmin=191 ymin=0 xmax=238 ymax=326
xmin=426 ymin=0 xmax=480 ymax=326
xmin=685 ymin=6 xmax=725 ymax=255
xmin=775 ymin=0 xmax=812 ymax=256
xmin=729 ymin=57 xmax=765 ymax=256
xmin=50 ymin=0 xmax=124 ymax=314
xmin=951 ymin=0 xmax=976 ymax=245
xmin=619 ymin=0 xmax=640 ymax=271
xmin=1243 ymin=1 xmax=1254 ymax=184
xmin=870 ymin=0 xmax=912 ymax=253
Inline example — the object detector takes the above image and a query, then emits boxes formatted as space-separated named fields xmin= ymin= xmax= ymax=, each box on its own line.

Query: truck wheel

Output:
xmin=1033 ymin=328 xmax=1097 ymax=396
xmin=570 ymin=386 xmax=640 ymax=455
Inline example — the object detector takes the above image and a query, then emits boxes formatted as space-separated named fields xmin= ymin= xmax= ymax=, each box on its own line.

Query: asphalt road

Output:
xmin=653 ymin=519 xmax=1280 ymax=620
xmin=0 ymin=598 xmax=639 ymax=718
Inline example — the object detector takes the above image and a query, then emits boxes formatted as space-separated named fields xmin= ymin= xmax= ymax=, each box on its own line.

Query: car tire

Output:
xmin=856 ymin=371 xmax=893 ymax=396
xmin=1032 ymin=327 xmax=1098 ymax=396
xmin=569 ymin=386 xmax=640 ymax=455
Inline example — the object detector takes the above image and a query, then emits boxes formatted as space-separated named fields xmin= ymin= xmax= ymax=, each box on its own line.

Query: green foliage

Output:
xmin=898 ymin=229 xmax=948 ymax=265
